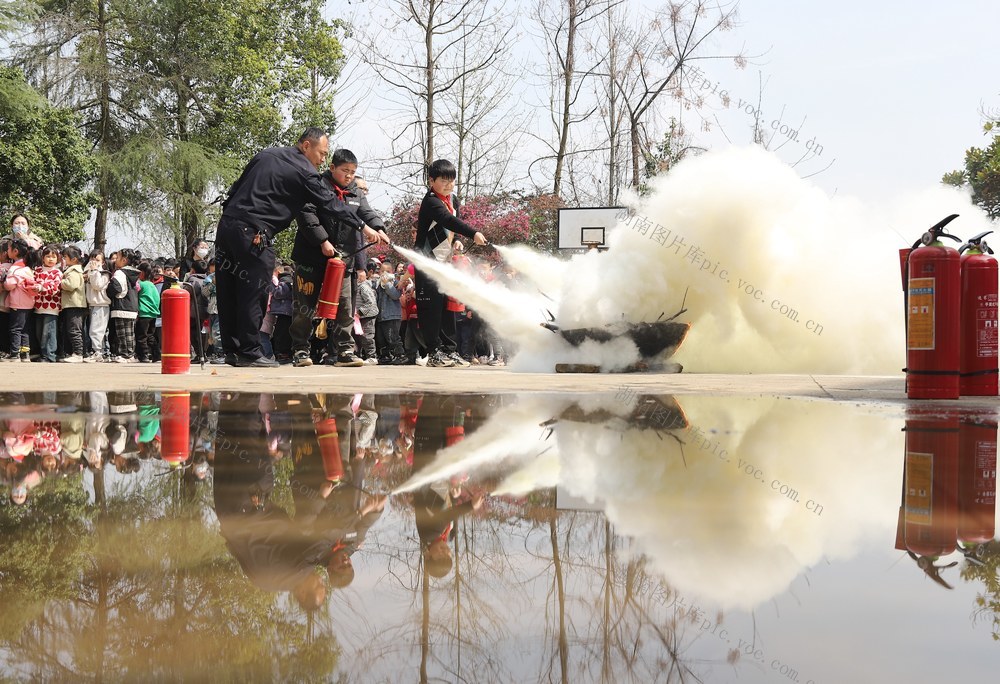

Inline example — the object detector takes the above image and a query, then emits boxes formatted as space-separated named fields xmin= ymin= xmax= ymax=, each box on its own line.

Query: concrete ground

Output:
xmin=0 ymin=361 xmax=940 ymax=405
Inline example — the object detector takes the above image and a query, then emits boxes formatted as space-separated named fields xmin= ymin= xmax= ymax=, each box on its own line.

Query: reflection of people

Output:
xmin=214 ymin=129 xmax=379 ymax=367
xmin=416 ymin=485 xmax=483 ymax=577
xmin=409 ymin=394 xmax=486 ymax=577
xmin=213 ymin=393 xmax=388 ymax=611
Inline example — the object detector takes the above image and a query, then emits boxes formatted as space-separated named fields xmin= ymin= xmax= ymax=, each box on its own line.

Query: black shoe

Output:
xmin=334 ymin=354 xmax=365 ymax=367
xmin=391 ymin=355 xmax=410 ymax=365
xmin=293 ymin=351 xmax=313 ymax=367
xmin=235 ymin=355 xmax=280 ymax=368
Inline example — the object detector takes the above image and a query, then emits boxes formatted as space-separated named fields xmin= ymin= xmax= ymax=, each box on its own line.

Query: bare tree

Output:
xmin=437 ymin=18 xmax=528 ymax=199
xmin=608 ymin=0 xmax=745 ymax=189
xmin=532 ymin=0 xmax=615 ymax=200
xmin=360 ymin=0 xmax=512 ymax=188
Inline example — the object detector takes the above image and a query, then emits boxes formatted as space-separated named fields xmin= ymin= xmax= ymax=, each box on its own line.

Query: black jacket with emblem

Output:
xmin=293 ymin=173 xmax=385 ymax=271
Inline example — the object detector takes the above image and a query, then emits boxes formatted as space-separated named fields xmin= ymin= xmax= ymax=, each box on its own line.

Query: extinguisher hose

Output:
xmin=339 ymin=241 xmax=382 ymax=261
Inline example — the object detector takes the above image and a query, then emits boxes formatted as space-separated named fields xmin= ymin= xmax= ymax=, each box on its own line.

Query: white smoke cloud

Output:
xmin=397 ymin=146 xmax=992 ymax=373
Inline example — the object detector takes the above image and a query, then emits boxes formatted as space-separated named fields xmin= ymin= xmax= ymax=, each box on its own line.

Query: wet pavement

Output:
xmin=0 ymin=389 xmax=997 ymax=682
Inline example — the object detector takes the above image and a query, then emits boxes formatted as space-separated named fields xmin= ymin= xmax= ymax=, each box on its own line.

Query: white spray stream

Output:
xmin=396 ymin=146 xmax=992 ymax=373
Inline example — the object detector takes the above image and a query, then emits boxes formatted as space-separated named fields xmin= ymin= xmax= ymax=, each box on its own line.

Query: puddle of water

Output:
xmin=0 ymin=391 xmax=996 ymax=681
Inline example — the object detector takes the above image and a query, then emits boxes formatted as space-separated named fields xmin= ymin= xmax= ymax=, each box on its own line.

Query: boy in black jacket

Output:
xmin=290 ymin=149 xmax=389 ymax=367
xmin=414 ymin=159 xmax=487 ymax=368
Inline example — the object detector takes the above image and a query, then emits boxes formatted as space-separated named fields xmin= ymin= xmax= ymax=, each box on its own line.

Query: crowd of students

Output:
xmin=0 ymin=210 xmax=511 ymax=366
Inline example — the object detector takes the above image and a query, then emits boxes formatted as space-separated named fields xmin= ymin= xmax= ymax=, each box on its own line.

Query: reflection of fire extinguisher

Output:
xmin=161 ymin=284 xmax=191 ymax=374
xmin=900 ymin=409 xmax=959 ymax=557
xmin=316 ymin=258 xmax=346 ymax=319
xmin=161 ymin=392 xmax=191 ymax=466
xmin=316 ymin=417 xmax=343 ymax=482
xmin=958 ymin=416 xmax=997 ymax=547
xmin=900 ymin=214 xmax=962 ymax=399
xmin=959 ymin=231 xmax=998 ymax=396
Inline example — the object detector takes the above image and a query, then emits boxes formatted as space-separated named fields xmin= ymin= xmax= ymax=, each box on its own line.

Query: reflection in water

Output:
xmin=0 ymin=391 xmax=998 ymax=681
xmin=397 ymin=393 xmax=906 ymax=610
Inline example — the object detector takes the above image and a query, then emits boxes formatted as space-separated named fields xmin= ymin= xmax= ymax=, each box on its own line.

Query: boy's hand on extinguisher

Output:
xmin=362 ymin=226 xmax=390 ymax=245
xmin=320 ymin=240 xmax=336 ymax=257
xmin=473 ymin=232 xmax=487 ymax=246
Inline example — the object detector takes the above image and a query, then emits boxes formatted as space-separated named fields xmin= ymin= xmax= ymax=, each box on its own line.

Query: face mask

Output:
xmin=195 ymin=248 xmax=209 ymax=258
xmin=12 ymin=225 xmax=27 ymax=237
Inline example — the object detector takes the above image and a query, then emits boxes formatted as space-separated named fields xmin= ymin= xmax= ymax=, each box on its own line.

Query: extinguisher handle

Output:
xmin=959 ymin=231 xmax=994 ymax=254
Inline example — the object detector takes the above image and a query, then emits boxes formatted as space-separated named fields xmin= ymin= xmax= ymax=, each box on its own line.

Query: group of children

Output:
xmin=0 ymin=217 xmax=217 ymax=364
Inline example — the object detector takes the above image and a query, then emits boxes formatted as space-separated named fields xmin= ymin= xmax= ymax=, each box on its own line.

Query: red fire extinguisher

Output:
xmin=958 ymin=416 xmax=997 ymax=547
xmin=161 ymin=283 xmax=191 ymax=374
xmin=316 ymin=258 xmax=346 ymax=319
xmin=899 ymin=408 xmax=959 ymax=558
xmin=901 ymin=214 xmax=962 ymax=399
xmin=959 ymin=231 xmax=998 ymax=396
xmin=161 ymin=391 xmax=191 ymax=466
xmin=316 ymin=417 xmax=344 ymax=482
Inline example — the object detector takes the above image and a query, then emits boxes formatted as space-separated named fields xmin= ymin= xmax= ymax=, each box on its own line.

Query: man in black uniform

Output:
xmin=213 ymin=127 xmax=387 ymax=367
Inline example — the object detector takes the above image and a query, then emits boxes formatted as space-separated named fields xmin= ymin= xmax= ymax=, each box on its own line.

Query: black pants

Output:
xmin=375 ymin=319 xmax=403 ymax=359
xmin=136 ymin=317 xmax=157 ymax=361
xmin=215 ymin=216 xmax=275 ymax=360
xmin=63 ymin=307 xmax=87 ymax=357
xmin=290 ymin=262 xmax=355 ymax=357
xmin=8 ymin=308 xmax=30 ymax=353
xmin=414 ymin=269 xmax=456 ymax=355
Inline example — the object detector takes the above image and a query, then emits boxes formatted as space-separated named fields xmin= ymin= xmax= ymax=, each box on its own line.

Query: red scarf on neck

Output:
xmin=434 ymin=192 xmax=454 ymax=215
xmin=329 ymin=177 xmax=348 ymax=201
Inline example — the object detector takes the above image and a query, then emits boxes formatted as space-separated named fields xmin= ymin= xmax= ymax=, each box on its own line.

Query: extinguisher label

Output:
xmin=976 ymin=293 xmax=998 ymax=358
xmin=908 ymin=278 xmax=935 ymax=350
xmin=904 ymin=451 xmax=933 ymax=524
xmin=975 ymin=441 xmax=997 ymax=504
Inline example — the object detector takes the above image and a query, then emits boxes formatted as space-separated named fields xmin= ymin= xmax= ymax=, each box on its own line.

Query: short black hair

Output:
xmin=61 ymin=245 xmax=82 ymax=261
xmin=10 ymin=213 xmax=28 ymax=227
xmin=138 ymin=261 xmax=153 ymax=279
xmin=190 ymin=259 xmax=209 ymax=275
xmin=428 ymin=159 xmax=457 ymax=180
xmin=298 ymin=127 xmax=327 ymax=145
xmin=332 ymin=148 xmax=358 ymax=167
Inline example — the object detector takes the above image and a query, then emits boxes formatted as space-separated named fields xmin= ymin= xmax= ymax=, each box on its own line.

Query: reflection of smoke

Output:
xmin=400 ymin=394 xmax=903 ymax=611
xmin=399 ymin=147 xmax=992 ymax=373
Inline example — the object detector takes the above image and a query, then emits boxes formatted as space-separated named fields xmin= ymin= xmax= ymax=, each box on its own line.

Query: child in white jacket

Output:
xmin=84 ymin=250 xmax=111 ymax=361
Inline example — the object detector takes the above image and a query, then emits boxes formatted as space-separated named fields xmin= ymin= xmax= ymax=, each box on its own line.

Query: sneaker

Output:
xmin=293 ymin=351 xmax=313 ymax=368
xmin=488 ymin=357 xmax=505 ymax=366
xmin=415 ymin=355 xmax=429 ymax=367
xmin=334 ymin=353 xmax=364 ymax=367
xmin=210 ymin=354 xmax=232 ymax=365
xmin=138 ymin=358 xmax=153 ymax=364
xmin=60 ymin=355 xmax=84 ymax=363
xmin=448 ymin=352 xmax=471 ymax=367
xmin=113 ymin=356 xmax=131 ymax=363
xmin=364 ymin=357 xmax=379 ymax=365
xmin=236 ymin=355 xmax=280 ymax=368
xmin=83 ymin=353 xmax=101 ymax=363
xmin=391 ymin=356 xmax=409 ymax=365
xmin=426 ymin=351 xmax=455 ymax=368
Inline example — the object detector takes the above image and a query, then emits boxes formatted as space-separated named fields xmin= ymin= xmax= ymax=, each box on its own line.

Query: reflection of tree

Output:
xmin=0 ymin=441 xmax=341 ymax=680
xmin=532 ymin=504 xmax=730 ymax=683
xmin=960 ymin=540 xmax=1000 ymax=641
